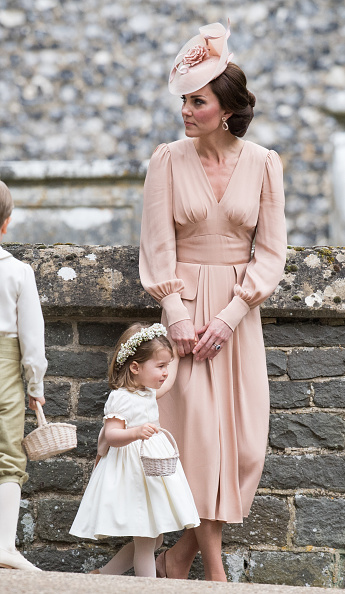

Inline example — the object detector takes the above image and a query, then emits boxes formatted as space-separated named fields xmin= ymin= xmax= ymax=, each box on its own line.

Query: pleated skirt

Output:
xmin=159 ymin=263 xmax=269 ymax=523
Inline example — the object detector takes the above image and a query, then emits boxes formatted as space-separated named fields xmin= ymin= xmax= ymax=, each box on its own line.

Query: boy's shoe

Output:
xmin=0 ymin=548 xmax=41 ymax=571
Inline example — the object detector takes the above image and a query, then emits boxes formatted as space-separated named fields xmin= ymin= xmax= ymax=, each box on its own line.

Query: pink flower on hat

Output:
xmin=182 ymin=44 xmax=209 ymax=67
xmin=171 ymin=44 xmax=210 ymax=80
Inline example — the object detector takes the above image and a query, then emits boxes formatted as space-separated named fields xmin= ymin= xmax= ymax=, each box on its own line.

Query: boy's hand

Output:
xmin=136 ymin=423 xmax=159 ymax=440
xmin=28 ymin=395 xmax=46 ymax=410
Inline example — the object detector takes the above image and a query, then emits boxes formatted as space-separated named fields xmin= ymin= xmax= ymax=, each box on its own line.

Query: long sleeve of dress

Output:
xmin=17 ymin=264 xmax=48 ymax=398
xmin=139 ymin=144 xmax=191 ymax=327
xmin=216 ymin=150 xmax=287 ymax=331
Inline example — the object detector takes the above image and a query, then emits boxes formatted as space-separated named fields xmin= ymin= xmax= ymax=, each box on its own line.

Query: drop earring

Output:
xmin=222 ymin=117 xmax=229 ymax=131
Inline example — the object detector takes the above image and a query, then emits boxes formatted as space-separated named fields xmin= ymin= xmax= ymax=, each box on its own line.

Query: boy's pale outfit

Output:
xmin=0 ymin=247 xmax=47 ymax=486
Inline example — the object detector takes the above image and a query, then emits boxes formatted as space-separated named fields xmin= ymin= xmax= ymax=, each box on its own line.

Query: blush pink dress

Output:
xmin=139 ymin=137 xmax=286 ymax=523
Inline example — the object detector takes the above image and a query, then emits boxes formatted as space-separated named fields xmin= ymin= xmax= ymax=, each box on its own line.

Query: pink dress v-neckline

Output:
xmin=189 ymin=138 xmax=246 ymax=204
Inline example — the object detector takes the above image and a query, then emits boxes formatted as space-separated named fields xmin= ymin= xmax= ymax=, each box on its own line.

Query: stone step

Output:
xmin=0 ymin=571 xmax=333 ymax=594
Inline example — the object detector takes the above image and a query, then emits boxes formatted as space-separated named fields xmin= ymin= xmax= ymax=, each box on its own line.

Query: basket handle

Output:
xmin=140 ymin=427 xmax=179 ymax=457
xmin=34 ymin=401 xmax=48 ymax=427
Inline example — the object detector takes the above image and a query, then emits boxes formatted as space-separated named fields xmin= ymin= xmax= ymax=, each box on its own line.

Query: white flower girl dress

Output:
xmin=70 ymin=387 xmax=200 ymax=539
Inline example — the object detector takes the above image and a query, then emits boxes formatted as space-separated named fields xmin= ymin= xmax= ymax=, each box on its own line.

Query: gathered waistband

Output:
xmin=0 ymin=337 xmax=21 ymax=361
xmin=128 ymin=420 xmax=161 ymax=431
xmin=176 ymin=236 xmax=252 ymax=266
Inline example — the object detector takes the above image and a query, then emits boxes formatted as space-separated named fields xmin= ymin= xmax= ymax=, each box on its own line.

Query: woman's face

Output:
xmin=181 ymin=84 xmax=228 ymax=137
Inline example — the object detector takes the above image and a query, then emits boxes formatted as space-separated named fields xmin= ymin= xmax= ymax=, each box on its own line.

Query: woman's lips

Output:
xmin=184 ymin=121 xmax=195 ymax=126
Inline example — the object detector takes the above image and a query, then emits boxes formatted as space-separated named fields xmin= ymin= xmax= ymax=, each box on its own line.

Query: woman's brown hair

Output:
xmin=108 ymin=322 xmax=173 ymax=392
xmin=210 ymin=63 xmax=256 ymax=137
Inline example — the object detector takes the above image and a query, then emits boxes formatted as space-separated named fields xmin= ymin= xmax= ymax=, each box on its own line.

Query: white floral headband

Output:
xmin=116 ymin=323 xmax=168 ymax=368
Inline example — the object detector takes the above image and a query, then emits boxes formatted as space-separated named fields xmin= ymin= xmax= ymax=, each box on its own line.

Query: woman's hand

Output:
xmin=169 ymin=319 xmax=198 ymax=357
xmin=135 ymin=423 xmax=159 ymax=441
xmin=193 ymin=319 xmax=233 ymax=362
xmin=28 ymin=395 xmax=45 ymax=411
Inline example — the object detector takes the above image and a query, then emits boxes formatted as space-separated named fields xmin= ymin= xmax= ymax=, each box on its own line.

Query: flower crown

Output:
xmin=116 ymin=323 xmax=168 ymax=368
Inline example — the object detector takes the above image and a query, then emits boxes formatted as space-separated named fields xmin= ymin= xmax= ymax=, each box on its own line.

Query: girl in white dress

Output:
xmin=70 ymin=322 xmax=200 ymax=577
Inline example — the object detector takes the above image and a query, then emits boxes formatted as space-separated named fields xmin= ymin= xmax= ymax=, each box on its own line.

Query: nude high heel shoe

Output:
xmin=156 ymin=550 xmax=167 ymax=578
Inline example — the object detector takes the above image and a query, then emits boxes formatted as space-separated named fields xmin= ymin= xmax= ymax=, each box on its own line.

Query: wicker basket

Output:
xmin=140 ymin=427 xmax=179 ymax=477
xmin=22 ymin=402 xmax=77 ymax=461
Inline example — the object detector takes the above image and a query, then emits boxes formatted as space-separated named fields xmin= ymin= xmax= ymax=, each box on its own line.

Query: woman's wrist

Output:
xmin=215 ymin=296 xmax=250 ymax=332
xmin=160 ymin=293 xmax=191 ymax=327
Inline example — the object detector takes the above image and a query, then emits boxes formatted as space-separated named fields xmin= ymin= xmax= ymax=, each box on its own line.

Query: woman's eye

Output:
xmin=194 ymin=99 xmax=204 ymax=105
xmin=180 ymin=96 xmax=186 ymax=103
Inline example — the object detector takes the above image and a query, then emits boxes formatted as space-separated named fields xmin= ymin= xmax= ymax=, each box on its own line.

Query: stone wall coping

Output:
xmin=3 ymin=244 xmax=345 ymax=319
xmin=0 ymin=160 xmax=147 ymax=181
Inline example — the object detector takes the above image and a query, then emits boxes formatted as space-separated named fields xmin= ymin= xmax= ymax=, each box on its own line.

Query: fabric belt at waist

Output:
xmin=176 ymin=236 xmax=252 ymax=266
xmin=0 ymin=337 xmax=21 ymax=361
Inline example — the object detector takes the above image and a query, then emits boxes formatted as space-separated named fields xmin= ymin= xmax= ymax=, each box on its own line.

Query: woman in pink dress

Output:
xmin=139 ymin=21 xmax=286 ymax=582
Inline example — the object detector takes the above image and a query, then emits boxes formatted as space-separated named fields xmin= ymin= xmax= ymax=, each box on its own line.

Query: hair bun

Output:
xmin=248 ymin=91 xmax=256 ymax=108
xmin=210 ymin=63 xmax=256 ymax=137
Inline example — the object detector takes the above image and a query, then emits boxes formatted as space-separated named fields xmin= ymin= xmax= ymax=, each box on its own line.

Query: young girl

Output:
xmin=70 ymin=322 xmax=200 ymax=577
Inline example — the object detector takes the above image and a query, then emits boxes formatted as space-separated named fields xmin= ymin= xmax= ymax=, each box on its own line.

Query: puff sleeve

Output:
xmin=139 ymin=144 xmax=191 ymax=327
xmin=216 ymin=150 xmax=287 ymax=331
xmin=103 ymin=390 xmax=133 ymax=427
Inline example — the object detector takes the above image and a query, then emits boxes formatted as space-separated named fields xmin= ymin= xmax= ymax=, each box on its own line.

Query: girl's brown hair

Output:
xmin=0 ymin=181 xmax=13 ymax=228
xmin=210 ymin=62 xmax=256 ymax=137
xmin=109 ymin=322 xmax=173 ymax=391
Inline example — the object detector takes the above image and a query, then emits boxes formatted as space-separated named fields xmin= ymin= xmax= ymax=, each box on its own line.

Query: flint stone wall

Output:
xmin=1 ymin=0 xmax=345 ymax=246
xmin=5 ymin=243 xmax=345 ymax=586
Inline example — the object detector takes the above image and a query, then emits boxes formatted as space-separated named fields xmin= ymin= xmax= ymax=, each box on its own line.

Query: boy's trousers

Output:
xmin=0 ymin=337 xmax=28 ymax=487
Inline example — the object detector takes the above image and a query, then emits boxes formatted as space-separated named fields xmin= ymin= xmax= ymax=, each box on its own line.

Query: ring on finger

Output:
xmin=213 ymin=343 xmax=221 ymax=351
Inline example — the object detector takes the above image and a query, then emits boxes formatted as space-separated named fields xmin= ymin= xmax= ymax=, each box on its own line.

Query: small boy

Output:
xmin=0 ymin=181 xmax=47 ymax=571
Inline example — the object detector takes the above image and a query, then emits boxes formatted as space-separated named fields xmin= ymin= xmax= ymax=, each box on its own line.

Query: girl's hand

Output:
xmin=136 ymin=423 xmax=159 ymax=441
xmin=193 ymin=319 xmax=233 ymax=362
xmin=28 ymin=395 xmax=45 ymax=411
xmin=169 ymin=319 xmax=198 ymax=357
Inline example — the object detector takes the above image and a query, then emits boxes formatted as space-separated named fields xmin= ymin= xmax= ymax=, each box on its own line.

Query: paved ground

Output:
xmin=0 ymin=571 xmax=333 ymax=594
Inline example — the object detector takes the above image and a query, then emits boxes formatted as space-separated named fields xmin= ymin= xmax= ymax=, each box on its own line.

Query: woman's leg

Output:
xmin=160 ymin=520 xmax=226 ymax=581
xmin=98 ymin=534 xmax=163 ymax=575
xmin=194 ymin=519 xmax=226 ymax=582
xmin=159 ymin=528 xmax=199 ymax=579
xmin=133 ymin=536 xmax=157 ymax=577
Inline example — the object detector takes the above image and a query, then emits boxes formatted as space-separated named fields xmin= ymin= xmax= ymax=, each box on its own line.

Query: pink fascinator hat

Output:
xmin=169 ymin=20 xmax=233 ymax=96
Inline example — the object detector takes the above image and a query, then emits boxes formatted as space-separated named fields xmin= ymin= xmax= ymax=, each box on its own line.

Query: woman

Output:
xmin=139 ymin=21 xmax=286 ymax=582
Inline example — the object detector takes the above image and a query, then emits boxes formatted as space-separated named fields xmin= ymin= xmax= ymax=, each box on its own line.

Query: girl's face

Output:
xmin=131 ymin=348 xmax=172 ymax=390
xmin=181 ymin=84 xmax=229 ymax=137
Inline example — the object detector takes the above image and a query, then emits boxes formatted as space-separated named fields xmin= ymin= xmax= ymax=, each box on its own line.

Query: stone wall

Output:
xmin=0 ymin=161 xmax=144 ymax=246
xmin=1 ymin=1 xmax=345 ymax=246
xmin=6 ymin=243 xmax=345 ymax=586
